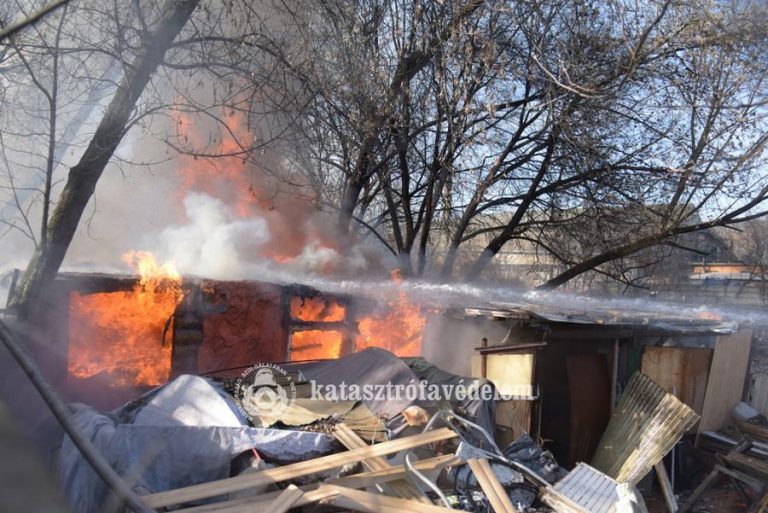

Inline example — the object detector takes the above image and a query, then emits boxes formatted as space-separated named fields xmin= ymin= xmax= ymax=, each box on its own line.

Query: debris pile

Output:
xmin=688 ymin=402 xmax=768 ymax=512
xmin=50 ymin=347 xmax=714 ymax=513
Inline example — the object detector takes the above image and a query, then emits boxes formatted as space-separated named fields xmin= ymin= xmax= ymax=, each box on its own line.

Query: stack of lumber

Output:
xmin=140 ymin=427 xmax=462 ymax=512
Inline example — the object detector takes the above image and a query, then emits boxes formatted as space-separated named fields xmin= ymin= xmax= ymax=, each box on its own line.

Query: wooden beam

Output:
xmin=323 ymin=485 xmax=456 ymax=513
xmin=654 ymin=462 xmax=678 ymax=513
xmin=333 ymin=424 xmax=429 ymax=502
xmin=265 ymin=485 xmax=303 ymax=513
xmin=174 ymin=454 xmax=459 ymax=513
xmin=467 ymin=458 xmax=520 ymax=513
xmin=475 ymin=342 xmax=547 ymax=355
xmin=610 ymin=338 xmax=619 ymax=411
xmin=143 ymin=428 xmax=457 ymax=508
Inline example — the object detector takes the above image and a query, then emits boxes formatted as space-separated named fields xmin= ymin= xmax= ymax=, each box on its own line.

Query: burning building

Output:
xmin=25 ymin=254 xmax=427 ymax=409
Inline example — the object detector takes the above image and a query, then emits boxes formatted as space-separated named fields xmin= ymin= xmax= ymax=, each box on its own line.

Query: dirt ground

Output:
xmin=645 ymin=486 xmax=755 ymax=513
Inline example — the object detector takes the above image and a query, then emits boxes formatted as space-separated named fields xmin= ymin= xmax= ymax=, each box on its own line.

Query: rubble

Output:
xmin=56 ymin=361 xmax=697 ymax=513
xmin=679 ymin=402 xmax=768 ymax=513
xmin=5 ymin=302 xmax=760 ymax=513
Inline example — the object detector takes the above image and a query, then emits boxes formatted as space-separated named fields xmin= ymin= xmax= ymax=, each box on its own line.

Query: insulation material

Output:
xmin=591 ymin=372 xmax=699 ymax=485
xmin=486 ymin=353 xmax=534 ymax=397
xmin=541 ymin=463 xmax=647 ymax=513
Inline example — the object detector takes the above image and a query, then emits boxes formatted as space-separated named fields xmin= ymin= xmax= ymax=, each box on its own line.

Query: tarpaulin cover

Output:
xmin=58 ymin=375 xmax=336 ymax=513
xmin=287 ymin=348 xmax=496 ymax=434
xmin=406 ymin=357 xmax=497 ymax=435
xmin=285 ymin=348 xmax=416 ymax=418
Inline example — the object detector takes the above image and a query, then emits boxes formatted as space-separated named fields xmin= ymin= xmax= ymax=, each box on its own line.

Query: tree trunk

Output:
xmin=13 ymin=0 xmax=200 ymax=315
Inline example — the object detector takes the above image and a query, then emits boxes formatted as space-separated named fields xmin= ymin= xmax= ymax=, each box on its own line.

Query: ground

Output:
xmin=645 ymin=485 xmax=756 ymax=513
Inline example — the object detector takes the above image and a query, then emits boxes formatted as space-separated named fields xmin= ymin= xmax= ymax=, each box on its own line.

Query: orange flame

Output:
xmin=290 ymin=330 xmax=345 ymax=360
xmin=290 ymin=296 xmax=346 ymax=322
xmin=289 ymin=296 xmax=347 ymax=360
xmin=173 ymin=106 xmax=341 ymax=265
xmin=355 ymin=271 xmax=425 ymax=356
xmin=68 ymin=251 xmax=183 ymax=386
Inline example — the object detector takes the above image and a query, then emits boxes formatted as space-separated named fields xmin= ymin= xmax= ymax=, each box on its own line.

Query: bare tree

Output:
xmin=8 ymin=0 xmax=201 ymax=315
xmin=270 ymin=0 xmax=768 ymax=289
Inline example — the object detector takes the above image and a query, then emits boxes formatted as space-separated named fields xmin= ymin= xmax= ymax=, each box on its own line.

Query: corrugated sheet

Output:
xmin=591 ymin=372 xmax=699 ymax=485
xmin=541 ymin=463 xmax=647 ymax=513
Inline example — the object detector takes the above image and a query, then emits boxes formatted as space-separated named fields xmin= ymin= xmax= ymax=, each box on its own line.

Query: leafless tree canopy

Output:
xmin=252 ymin=0 xmax=768 ymax=286
xmin=3 ymin=0 xmax=768 ymax=314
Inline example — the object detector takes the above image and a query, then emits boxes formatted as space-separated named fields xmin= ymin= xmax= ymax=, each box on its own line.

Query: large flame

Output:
xmin=68 ymin=251 xmax=183 ymax=386
xmin=286 ymin=275 xmax=426 ymax=359
xmin=355 ymin=271 xmax=426 ymax=356
xmin=173 ymin=107 xmax=343 ymax=266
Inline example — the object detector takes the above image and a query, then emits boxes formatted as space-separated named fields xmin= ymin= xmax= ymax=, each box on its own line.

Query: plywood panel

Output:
xmin=641 ymin=346 xmax=712 ymax=415
xmin=698 ymin=331 xmax=753 ymax=434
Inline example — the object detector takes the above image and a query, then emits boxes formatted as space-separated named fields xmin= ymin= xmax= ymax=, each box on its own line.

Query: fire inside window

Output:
xmin=288 ymin=295 xmax=351 ymax=361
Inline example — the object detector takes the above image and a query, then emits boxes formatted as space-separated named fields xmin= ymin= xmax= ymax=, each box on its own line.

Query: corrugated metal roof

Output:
xmin=462 ymin=299 xmax=737 ymax=334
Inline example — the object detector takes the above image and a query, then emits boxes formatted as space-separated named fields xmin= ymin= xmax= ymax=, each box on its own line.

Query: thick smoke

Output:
xmin=154 ymin=192 xmax=271 ymax=279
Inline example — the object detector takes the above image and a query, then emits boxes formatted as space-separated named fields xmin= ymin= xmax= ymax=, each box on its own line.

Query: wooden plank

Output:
xmin=698 ymin=331 xmax=753 ymax=435
xmin=143 ymin=427 xmax=457 ymax=508
xmin=174 ymin=454 xmax=459 ymax=513
xmin=641 ymin=346 xmax=712 ymax=415
xmin=324 ymin=485 xmax=456 ymax=513
xmin=265 ymin=485 xmax=303 ymax=513
xmin=181 ymin=486 xmax=339 ymax=513
xmin=679 ymin=468 xmax=720 ymax=513
xmin=723 ymin=451 xmax=768 ymax=481
xmin=467 ymin=458 xmax=520 ymax=513
xmin=655 ymin=462 xmax=678 ymax=513
xmin=333 ymin=424 xmax=429 ymax=502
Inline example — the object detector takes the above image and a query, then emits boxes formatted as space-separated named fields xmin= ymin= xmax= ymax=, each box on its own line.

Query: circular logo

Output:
xmin=234 ymin=363 xmax=296 ymax=426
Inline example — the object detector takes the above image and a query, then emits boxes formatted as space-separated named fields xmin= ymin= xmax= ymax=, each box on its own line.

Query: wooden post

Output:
xmin=610 ymin=338 xmax=619 ymax=411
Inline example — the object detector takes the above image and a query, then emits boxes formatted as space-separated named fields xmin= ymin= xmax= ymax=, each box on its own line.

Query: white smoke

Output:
xmin=153 ymin=192 xmax=271 ymax=279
